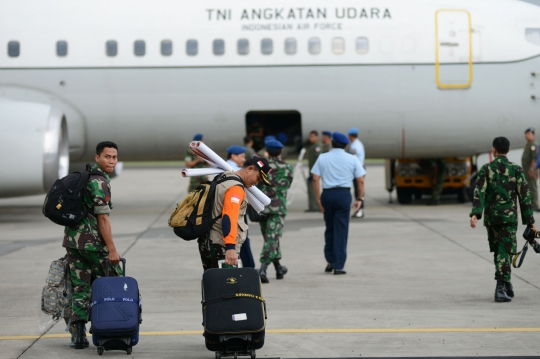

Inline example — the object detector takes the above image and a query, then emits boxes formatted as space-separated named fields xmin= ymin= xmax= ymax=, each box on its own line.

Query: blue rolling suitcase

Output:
xmin=90 ymin=259 xmax=141 ymax=356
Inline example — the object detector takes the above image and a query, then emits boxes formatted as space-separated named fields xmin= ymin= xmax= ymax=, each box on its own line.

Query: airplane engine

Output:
xmin=0 ymin=102 xmax=68 ymax=198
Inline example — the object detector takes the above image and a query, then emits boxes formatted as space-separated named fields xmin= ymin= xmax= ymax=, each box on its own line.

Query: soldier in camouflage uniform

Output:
xmin=321 ymin=131 xmax=332 ymax=153
xmin=305 ymin=131 xmax=322 ymax=212
xmin=428 ymin=159 xmax=446 ymax=205
xmin=470 ymin=137 xmax=536 ymax=302
xmin=185 ymin=133 xmax=207 ymax=192
xmin=63 ymin=141 xmax=122 ymax=349
xmin=522 ymin=128 xmax=539 ymax=210
xmin=258 ymin=139 xmax=294 ymax=283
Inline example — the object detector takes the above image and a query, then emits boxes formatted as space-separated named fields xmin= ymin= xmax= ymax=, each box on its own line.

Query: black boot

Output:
xmin=505 ymin=281 xmax=514 ymax=298
xmin=273 ymin=260 xmax=288 ymax=280
xmin=259 ymin=263 xmax=269 ymax=284
xmin=73 ymin=321 xmax=87 ymax=349
xmin=494 ymin=280 xmax=512 ymax=302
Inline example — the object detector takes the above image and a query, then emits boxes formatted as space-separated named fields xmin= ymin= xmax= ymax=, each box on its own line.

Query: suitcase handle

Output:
xmin=104 ymin=258 xmax=126 ymax=277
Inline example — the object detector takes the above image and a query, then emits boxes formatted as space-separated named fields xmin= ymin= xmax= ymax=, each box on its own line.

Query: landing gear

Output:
xmin=397 ymin=187 xmax=412 ymax=204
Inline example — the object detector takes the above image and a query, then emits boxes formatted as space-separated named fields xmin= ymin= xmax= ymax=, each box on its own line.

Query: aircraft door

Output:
xmin=435 ymin=10 xmax=473 ymax=89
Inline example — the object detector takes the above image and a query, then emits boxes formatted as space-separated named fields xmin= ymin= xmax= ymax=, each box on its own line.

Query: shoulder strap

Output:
xmin=217 ymin=175 xmax=244 ymax=188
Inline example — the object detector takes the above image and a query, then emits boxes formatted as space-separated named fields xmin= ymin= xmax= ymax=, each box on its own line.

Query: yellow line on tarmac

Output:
xmin=2 ymin=328 xmax=540 ymax=341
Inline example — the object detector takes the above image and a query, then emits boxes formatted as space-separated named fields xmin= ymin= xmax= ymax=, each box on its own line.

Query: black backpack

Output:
xmin=42 ymin=164 xmax=106 ymax=227
xmin=169 ymin=174 xmax=243 ymax=241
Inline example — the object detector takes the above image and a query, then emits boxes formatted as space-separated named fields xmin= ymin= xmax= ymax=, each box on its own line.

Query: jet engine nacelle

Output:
xmin=0 ymin=102 xmax=68 ymax=198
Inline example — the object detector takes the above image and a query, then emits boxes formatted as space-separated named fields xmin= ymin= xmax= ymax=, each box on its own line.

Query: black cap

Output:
xmin=525 ymin=127 xmax=535 ymax=134
xmin=246 ymin=156 xmax=271 ymax=186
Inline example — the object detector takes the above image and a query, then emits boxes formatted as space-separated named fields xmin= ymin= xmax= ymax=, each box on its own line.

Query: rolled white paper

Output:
xmin=182 ymin=168 xmax=225 ymax=178
xmin=188 ymin=141 xmax=270 ymax=213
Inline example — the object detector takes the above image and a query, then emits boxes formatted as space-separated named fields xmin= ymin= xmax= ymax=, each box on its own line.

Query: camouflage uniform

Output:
xmin=305 ymin=142 xmax=322 ymax=211
xmin=258 ymin=158 xmax=293 ymax=264
xmin=62 ymin=164 xmax=122 ymax=322
xmin=245 ymin=146 xmax=255 ymax=161
xmin=321 ymin=143 xmax=331 ymax=153
xmin=185 ymin=150 xmax=207 ymax=192
xmin=197 ymin=234 xmax=237 ymax=271
xmin=521 ymin=141 xmax=539 ymax=209
xmin=430 ymin=159 xmax=446 ymax=201
xmin=470 ymin=156 xmax=535 ymax=282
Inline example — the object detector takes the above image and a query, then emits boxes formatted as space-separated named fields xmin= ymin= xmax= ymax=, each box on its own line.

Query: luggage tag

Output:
xmin=232 ymin=313 xmax=247 ymax=321
xmin=218 ymin=259 xmax=243 ymax=268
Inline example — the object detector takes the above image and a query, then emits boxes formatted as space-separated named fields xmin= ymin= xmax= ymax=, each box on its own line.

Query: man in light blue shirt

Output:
xmin=311 ymin=132 xmax=365 ymax=275
xmin=348 ymin=128 xmax=366 ymax=218
xmin=226 ymin=145 xmax=246 ymax=171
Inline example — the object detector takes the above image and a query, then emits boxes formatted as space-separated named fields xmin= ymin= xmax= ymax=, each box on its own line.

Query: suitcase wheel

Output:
xmin=126 ymin=346 xmax=132 ymax=355
xmin=97 ymin=346 xmax=104 ymax=356
xmin=250 ymin=350 xmax=256 ymax=359
xmin=215 ymin=352 xmax=221 ymax=359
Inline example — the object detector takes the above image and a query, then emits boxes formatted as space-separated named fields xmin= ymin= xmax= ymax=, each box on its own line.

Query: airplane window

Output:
xmin=134 ymin=40 xmax=145 ymax=56
xmin=261 ymin=38 xmax=273 ymax=55
xmin=356 ymin=37 xmax=369 ymax=54
xmin=56 ymin=41 xmax=68 ymax=57
xmin=8 ymin=41 xmax=20 ymax=57
xmin=526 ymin=29 xmax=540 ymax=46
xmin=161 ymin=40 xmax=172 ymax=56
xmin=332 ymin=37 xmax=345 ymax=55
xmin=309 ymin=37 xmax=321 ymax=55
xmin=285 ymin=38 xmax=297 ymax=55
xmin=213 ymin=39 xmax=225 ymax=55
xmin=106 ymin=40 xmax=118 ymax=57
xmin=186 ymin=40 xmax=198 ymax=56
xmin=237 ymin=39 xmax=249 ymax=55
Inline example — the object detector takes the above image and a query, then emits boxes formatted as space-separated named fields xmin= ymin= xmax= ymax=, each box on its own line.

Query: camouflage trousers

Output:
xmin=486 ymin=224 xmax=517 ymax=282
xmin=430 ymin=159 xmax=446 ymax=200
xmin=197 ymin=234 xmax=237 ymax=271
xmin=259 ymin=214 xmax=285 ymax=264
xmin=65 ymin=248 xmax=122 ymax=323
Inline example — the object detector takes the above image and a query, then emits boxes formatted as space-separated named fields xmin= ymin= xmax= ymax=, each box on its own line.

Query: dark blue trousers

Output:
xmin=321 ymin=189 xmax=352 ymax=270
xmin=240 ymin=236 xmax=255 ymax=268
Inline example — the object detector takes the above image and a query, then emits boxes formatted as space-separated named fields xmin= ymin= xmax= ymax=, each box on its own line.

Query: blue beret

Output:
xmin=322 ymin=131 xmax=332 ymax=137
xmin=332 ymin=132 xmax=350 ymax=145
xmin=265 ymin=139 xmax=284 ymax=151
xmin=277 ymin=132 xmax=288 ymax=145
xmin=264 ymin=135 xmax=276 ymax=142
xmin=226 ymin=145 xmax=246 ymax=155
xmin=193 ymin=133 xmax=203 ymax=141
xmin=348 ymin=128 xmax=359 ymax=136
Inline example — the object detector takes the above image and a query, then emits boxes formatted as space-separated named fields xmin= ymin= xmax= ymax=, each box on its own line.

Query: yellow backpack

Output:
xmin=169 ymin=175 xmax=242 ymax=240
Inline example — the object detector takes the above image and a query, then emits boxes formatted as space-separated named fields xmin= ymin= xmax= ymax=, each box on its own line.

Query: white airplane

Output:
xmin=1 ymin=0 xmax=540 ymax=198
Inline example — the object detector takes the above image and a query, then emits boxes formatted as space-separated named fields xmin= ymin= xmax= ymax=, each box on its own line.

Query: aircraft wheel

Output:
xmin=457 ymin=187 xmax=468 ymax=203
xmin=397 ymin=187 xmax=412 ymax=204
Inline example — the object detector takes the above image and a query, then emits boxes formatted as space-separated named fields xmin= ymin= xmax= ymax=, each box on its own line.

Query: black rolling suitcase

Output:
xmin=201 ymin=268 xmax=266 ymax=359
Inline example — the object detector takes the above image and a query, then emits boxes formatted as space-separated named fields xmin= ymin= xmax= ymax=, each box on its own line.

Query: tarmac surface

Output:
xmin=1 ymin=164 xmax=540 ymax=359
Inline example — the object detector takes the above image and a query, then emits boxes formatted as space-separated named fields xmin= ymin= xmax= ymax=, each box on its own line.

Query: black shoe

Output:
xmin=325 ymin=263 xmax=333 ymax=273
xmin=333 ymin=270 xmax=347 ymax=275
xmin=495 ymin=279 xmax=512 ymax=302
xmin=259 ymin=263 xmax=269 ymax=283
xmin=534 ymin=208 xmax=540 ymax=213
xmin=505 ymin=281 xmax=514 ymax=298
xmin=73 ymin=321 xmax=87 ymax=349
xmin=305 ymin=209 xmax=319 ymax=213
xmin=273 ymin=259 xmax=288 ymax=280
xmin=427 ymin=199 xmax=441 ymax=206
